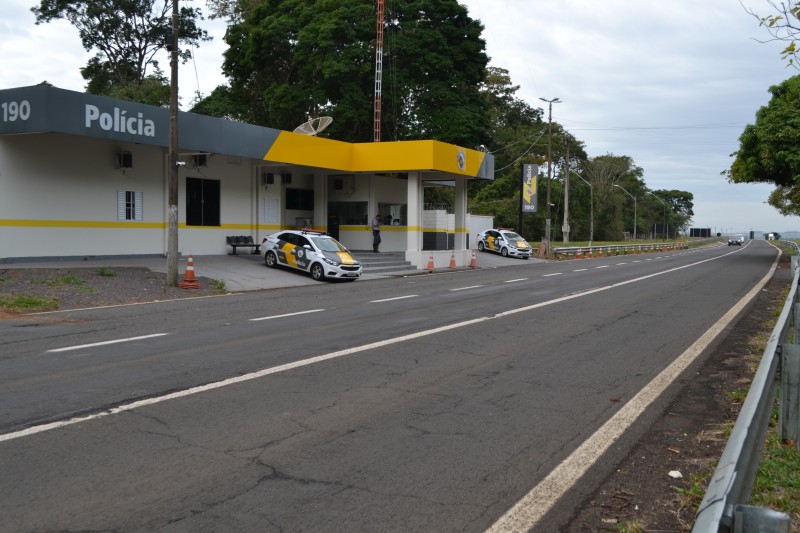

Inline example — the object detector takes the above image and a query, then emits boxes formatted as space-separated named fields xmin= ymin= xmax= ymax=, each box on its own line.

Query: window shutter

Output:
xmin=135 ymin=191 xmax=143 ymax=221
xmin=117 ymin=190 xmax=126 ymax=220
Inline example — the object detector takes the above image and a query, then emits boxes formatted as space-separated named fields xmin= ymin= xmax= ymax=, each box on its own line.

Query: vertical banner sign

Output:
xmin=521 ymin=164 xmax=538 ymax=212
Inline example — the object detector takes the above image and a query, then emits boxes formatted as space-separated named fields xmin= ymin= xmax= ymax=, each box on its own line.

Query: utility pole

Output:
xmin=373 ymin=0 xmax=384 ymax=142
xmin=562 ymin=137 xmax=570 ymax=243
xmin=539 ymin=97 xmax=561 ymax=255
xmin=166 ymin=0 xmax=180 ymax=286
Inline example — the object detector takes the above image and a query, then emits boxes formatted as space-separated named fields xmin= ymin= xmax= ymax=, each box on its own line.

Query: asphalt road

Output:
xmin=0 ymin=240 xmax=779 ymax=531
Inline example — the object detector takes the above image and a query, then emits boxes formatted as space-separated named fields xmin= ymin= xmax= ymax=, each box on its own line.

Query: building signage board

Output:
xmin=521 ymin=163 xmax=538 ymax=212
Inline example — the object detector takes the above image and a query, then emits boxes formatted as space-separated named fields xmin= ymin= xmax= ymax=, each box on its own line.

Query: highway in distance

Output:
xmin=0 ymin=240 xmax=779 ymax=531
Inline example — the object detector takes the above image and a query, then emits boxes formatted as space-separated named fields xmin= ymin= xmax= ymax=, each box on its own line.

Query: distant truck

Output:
xmin=768 ymin=233 xmax=776 ymax=241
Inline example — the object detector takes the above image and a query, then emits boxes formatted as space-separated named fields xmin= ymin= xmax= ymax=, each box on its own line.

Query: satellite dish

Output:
xmin=293 ymin=116 xmax=333 ymax=136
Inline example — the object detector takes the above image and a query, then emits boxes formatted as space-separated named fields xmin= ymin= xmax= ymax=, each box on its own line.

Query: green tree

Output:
xmin=725 ymin=75 xmax=800 ymax=216
xmin=578 ymin=154 xmax=644 ymax=241
xmin=745 ymin=1 xmax=800 ymax=68
xmin=209 ymin=0 xmax=490 ymax=145
xmin=32 ymin=0 xmax=210 ymax=105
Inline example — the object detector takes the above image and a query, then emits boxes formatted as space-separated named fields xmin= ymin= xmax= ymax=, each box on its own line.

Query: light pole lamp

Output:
xmin=647 ymin=191 xmax=668 ymax=240
xmin=571 ymin=171 xmax=593 ymax=247
xmin=539 ymin=97 xmax=561 ymax=255
xmin=613 ymin=184 xmax=636 ymax=241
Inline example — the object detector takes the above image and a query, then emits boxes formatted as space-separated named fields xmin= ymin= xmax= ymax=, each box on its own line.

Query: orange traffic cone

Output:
xmin=598 ymin=248 xmax=604 ymax=258
xmin=469 ymin=249 xmax=478 ymax=268
xmin=588 ymin=248 xmax=593 ymax=259
xmin=426 ymin=254 xmax=435 ymax=272
xmin=449 ymin=251 xmax=457 ymax=269
xmin=179 ymin=255 xmax=201 ymax=289
xmin=576 ymin=248 xmax=583 ymax=259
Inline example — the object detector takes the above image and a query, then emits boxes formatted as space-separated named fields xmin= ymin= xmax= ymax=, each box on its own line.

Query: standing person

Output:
xmin=372 ymin=212 xmax=382 ymax=252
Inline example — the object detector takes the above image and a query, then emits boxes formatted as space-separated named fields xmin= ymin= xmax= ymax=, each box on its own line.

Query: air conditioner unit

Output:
xmin=118 ymin=151 xmax=133 ymax=169
xmin=192 ymin=154 xmax=208 ymax=167
xmin=282 ymin=172 xmax=292 ymax=184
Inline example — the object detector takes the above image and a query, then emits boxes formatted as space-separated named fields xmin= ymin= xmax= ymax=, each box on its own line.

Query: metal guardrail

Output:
xmin=692 ymin=243 xmax=798 ymax=532
xmin=552 ymin=241 xmax=688 ymax=259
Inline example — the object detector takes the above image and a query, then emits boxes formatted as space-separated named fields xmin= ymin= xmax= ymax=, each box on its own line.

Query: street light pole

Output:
xmin=539 ymin=97 xmax=561 ymax=255
xmin=571 ymin=171 xmax=593 ymax=247
xmin=647 ymin=191 xmax=668 ymax=240
xmin=614 ymin=184 xmax=636 ymax=241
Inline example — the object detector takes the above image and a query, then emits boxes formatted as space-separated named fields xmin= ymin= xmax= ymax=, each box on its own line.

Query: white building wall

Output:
xmin=0 ymin=133 xmax=263 ymax=260
xmin=0 ymin=132 xmax=168 ymax=259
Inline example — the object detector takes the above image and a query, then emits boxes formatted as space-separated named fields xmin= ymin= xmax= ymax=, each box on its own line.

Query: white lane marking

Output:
xmin=486 ymin=252 xmax=780 ymax=532
xmin=450 ymin=285 xmax=484 ymax=291
xmin=504 ymin=278 xmax=528 ymax=283
xmin=46 ymin=333 xmax=169 ymax=353
xmin=370 ymin=295 xmax=418 ymax=303
xmin=595 ymin=265 xmax=609 ymax=269
xmin=542 ymin=273 xmax=563 ymax=277
xmin=572 ymin=269 xmax=589 ymax=272
xmin=250 ymin=309 xmax=324 ymax=321
xmin=1 ymin=246 xmax=754 ymax=444
xmin=616 ymin=262 xmax=627 ymax=265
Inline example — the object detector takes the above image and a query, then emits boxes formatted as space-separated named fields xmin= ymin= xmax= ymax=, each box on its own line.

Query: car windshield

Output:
xmin=502 ymin=231 xmax=523 ymax=240
xmin=310 ymin=235 xmax=348 ymax=252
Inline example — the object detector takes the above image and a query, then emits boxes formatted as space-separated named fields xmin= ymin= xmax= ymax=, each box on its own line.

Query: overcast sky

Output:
xmin=0 ymin=0 xmax=796 ymax=234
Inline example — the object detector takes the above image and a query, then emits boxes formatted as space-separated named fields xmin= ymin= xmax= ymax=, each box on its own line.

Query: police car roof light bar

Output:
xmin=300 ymin=227 xmax=328 ymax=235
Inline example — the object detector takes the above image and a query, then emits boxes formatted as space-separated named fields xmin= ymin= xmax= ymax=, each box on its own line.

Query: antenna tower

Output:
xmin=374 ymin=0 xmax=384 ymax=142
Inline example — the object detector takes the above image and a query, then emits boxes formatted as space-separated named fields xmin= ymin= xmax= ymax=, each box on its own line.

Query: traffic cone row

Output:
xmin=179 ymin=254 xmax=201 ymax=289
xmin=449 ymin=251 xmax=457 ymax=269
xmin=426 ymin=254 xmax=435 ymax=272
xmin=469 ymin=249 xmax=478 ymax=268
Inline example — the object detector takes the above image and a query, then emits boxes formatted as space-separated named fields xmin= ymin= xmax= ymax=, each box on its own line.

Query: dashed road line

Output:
xmin=46 ymin=333 xmax=169 ymax=353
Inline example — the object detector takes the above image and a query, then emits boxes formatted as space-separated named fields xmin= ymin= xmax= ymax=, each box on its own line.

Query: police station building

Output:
xmin=0 ymin=84 xmax=494 ymax=268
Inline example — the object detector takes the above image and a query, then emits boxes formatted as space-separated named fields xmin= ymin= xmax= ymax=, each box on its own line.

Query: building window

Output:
xmin=328 ymin=201 xmax=368 ymax=224
xmin=117 ymin=190 xmax=143 ymax=221
xmin=286 ymin=188 xmax=314 ymax=211
xmin=379 ymin=202 xmax=407 ymax=225
xmin=186 ymin=177 xmax=220 ymax=226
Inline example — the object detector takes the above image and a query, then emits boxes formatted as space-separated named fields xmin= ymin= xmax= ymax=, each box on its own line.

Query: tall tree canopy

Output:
xmin=725 ymin=75 xmax=800 ymax=215
xmin=32 ymin=0 xmax=210 ymax=105
xmin=208 ymin=0 xmax=490 ymax=145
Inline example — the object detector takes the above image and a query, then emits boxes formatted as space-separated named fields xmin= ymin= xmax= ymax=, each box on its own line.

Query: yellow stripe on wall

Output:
xmin=0 ymin=219 xmax=166 ymax=229
xmin=0 ymin=220 xmax=284 ymax=231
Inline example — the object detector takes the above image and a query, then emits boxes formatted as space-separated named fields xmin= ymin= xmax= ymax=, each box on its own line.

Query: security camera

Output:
xmin=176 ymin=160 xmax=186 ymax=167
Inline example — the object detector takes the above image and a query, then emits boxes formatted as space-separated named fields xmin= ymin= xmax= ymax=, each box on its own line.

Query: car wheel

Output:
xmin=310 ymin=262 xmax=325 ymax=281
xmin=478 ymin=241 xmax=485 ymax=252
xmin=265 ymin=251 xmax=278 ymax=267
xmin=523 ymin=256 xmax=529 ymax=260
xmin=501 ymin=247 xmax=509 ymax=257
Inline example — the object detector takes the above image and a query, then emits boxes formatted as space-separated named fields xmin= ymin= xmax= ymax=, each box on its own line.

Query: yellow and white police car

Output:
xmin=476 ymin=228 xmax=532 ymax=259
xmin=262 ymin=229 xmax=362 ymax=281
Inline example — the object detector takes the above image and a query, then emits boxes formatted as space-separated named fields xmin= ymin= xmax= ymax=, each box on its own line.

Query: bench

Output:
xmin=226 ymin=235 xmax=261 ymax=255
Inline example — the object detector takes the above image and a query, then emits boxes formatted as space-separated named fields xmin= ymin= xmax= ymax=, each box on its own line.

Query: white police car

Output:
xmin=262 ymin=229 xmax=362 ymax=281
xmin=476 ymin=228 xmax=532 ymax=259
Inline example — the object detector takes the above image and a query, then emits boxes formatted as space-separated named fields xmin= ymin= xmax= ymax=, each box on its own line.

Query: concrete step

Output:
xmin=352 ymin=251 xmax=417 ymax=273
